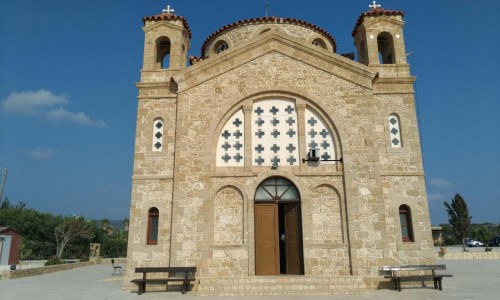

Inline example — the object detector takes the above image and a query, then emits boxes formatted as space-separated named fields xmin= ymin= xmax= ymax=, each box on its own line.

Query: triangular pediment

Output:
xmin=174 ymin=31 xmax=376 ymax=91
xmin=362 ymin=15 xmax=404 ymax=29
xmin=143 ymin=20 xmax=186 ymax=34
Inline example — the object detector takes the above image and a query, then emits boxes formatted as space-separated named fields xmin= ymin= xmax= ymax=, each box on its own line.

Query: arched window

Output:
xmin=388 ymin=114 xmax=402 ymax=148
xmin=377 ymin=32 xmax=395 ymax=64
xmin=152 ymin=118 xmax=164 ymax=151
xmin=399 ymin=205 xmax=414 ymax=242
xmin=312 ymin=38 xmax=327 ymax=49
xmin=214 ymin=41 xmax=229 ymax=54
xmin=156 ymin=38 xmax=171 ymax=69
xmin=215 ymin=100 xmax=337 ymax=167
xmin=255 ymin=177 xmax=300 ymax=202
xmin=147 ymin=207 xmax=159 ymax=245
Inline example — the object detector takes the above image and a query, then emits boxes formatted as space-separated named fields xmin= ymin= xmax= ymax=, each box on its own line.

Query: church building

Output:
xmin=125 ymin=2 xmax=435 ymax=295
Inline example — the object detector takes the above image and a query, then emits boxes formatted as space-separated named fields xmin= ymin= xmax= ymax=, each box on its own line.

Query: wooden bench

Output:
xmin=131 ymin=266 xmax=196 ymax=295
xmin=382 ymin=265 xmax=453 ymax=292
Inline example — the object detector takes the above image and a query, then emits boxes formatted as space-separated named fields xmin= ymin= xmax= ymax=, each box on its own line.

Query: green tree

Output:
xmin=1 ymin=198 xmax=11 ymax=209
xmin=92 ymin=219 xmax=127 ymax=258
xmin=470 ymin=226 xmax=493 ymax=244
xmin=19 ymin=239 xmax=35 ymax=269
xmin=0 ymin=201 xmax=62 ymax=259
xmin=123 ymin=218 xmax=129 ymax=232
xmin=444 ymin=193 xmax=472 ymax=251
xmin=55 ymin=217 xmax=95 ymax=259
xmin=100 ymin=218 xmax=110 ymax=231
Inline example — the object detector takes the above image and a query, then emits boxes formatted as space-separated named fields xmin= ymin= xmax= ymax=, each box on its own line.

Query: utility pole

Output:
xmin=0 ymin=168 xmax=7 ymax=201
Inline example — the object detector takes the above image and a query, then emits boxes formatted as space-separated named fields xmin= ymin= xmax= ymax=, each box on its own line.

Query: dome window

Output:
xmin=312 ymin=38 xmax=327 ymax=49
xmin=215 ymin=41 xmax=229 ymax=54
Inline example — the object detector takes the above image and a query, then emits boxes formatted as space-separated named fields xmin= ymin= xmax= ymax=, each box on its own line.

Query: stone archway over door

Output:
xmin=254 ymin=177 xmax=303 ymax=275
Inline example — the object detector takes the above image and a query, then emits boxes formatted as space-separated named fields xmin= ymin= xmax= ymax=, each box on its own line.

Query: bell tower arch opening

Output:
xmin=377 ymin=32 xmax=395 ymax=64
xmin=156 ymin=37 xmax=171 ymax=69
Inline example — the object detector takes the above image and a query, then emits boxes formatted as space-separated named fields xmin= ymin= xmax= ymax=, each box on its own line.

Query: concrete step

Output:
xmin=196 ymin=275 xmax=367 ymax=296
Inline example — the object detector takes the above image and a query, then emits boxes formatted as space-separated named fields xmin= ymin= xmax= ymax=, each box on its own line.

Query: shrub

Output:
xmin=45 ymin=256 xmax=63 ymax=266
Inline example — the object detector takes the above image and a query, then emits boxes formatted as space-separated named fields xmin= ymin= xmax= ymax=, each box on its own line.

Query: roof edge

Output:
xmin=142 ymin=13 xmax=192 ymax=38
xmin=352 ymin=8 xmax=404 ymax=37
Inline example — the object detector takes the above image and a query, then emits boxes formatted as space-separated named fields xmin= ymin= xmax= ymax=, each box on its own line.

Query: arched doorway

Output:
xmin=254 ymin=177 xmax=304 ymax=275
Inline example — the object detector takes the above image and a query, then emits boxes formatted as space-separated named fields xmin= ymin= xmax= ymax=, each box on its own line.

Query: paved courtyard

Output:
xmin=0 ymin=258 xmax=499 ymax=300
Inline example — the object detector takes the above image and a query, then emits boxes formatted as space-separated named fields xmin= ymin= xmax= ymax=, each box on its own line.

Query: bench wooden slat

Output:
xmin=134 ymin=266 xmax=197 ymax=273
xmin=382 ymin=264 xmax=447 ymax=271
xmin=131 ymin=266 xmax=197 ymax=295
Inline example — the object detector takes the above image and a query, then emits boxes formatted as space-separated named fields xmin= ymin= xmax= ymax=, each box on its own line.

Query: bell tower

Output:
xmin=125 ymin=5 xmax=192 ymax=283
xmin=141 ymin=4 xmax=191 ymax=81
xmin=353 ymin=2 xmax=410 ymax=77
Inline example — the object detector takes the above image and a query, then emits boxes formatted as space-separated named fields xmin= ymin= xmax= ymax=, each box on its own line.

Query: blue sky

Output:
xmin=1 ymin=1 xmax=499 ymax=224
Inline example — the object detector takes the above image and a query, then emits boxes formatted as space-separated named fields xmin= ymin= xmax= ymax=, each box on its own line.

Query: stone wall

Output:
xmin=151 ymin=47 xmax=429 ymax=276
xmin=1 ymin=261 xmax=94 ymax=280
xmin=436 ymin=251 xmax=500 ymax=260
xmin=127 ymin=14 xmax=434 ymax=284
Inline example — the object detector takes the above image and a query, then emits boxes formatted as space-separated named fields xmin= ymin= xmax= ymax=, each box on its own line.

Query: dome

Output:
xmin=200 ymin=17 xmax=337 ymax=57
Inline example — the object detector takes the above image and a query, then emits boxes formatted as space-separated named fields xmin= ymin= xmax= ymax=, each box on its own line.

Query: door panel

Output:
xmin=284 ymin=204 xmax=301 ymax=275
xmin=255 ymin=204 xmax=279 ymax=275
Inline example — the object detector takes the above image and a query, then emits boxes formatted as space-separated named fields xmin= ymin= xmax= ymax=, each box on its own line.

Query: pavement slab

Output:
xmin=0 ymin=259 xmax=499 ymax=300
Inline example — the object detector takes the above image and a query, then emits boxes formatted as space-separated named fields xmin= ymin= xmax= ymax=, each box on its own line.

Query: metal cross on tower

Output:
xmin=369 ymin=1 xmax=382 ymax=10
xmin=162 ymin=4 xmax=175 ymax=14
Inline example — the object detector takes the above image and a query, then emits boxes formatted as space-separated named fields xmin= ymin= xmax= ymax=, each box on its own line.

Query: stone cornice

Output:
xmin=136 ymin=81 xmax=170 ymax=89
xmin=379 ymin=171 xmax=424 ymax=176
xmin=372 ymin=76 xmax=416 ymax=94
xmin=132 ymin=175 xmax=173 ymax=180
xmin=209 ymin=172 xmax=257 ymax=178
xmin=209 ymin=171 xmax=343 ymax=177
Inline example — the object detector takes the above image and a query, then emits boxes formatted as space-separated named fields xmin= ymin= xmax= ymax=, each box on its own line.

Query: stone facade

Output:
xmin=125 ymin=6 xmax=435 ymax=292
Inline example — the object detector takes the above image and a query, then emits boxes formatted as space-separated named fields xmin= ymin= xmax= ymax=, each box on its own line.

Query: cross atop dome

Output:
xmin=162 ymin=4 xmax=175 ymax=14
xmin=369 ymin=1 xmax=381 ymax=10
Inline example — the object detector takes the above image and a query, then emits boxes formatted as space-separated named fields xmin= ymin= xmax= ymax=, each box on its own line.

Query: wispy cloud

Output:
xmin=427 ymin=193 xmax=445 ymax=202
xmin=1 ymin=90 xmax=107 ymax=127
xmin=26 ymin=147 xmax=57 ymax=160
xmin=428 ymin=178 xmax=452 ymax=189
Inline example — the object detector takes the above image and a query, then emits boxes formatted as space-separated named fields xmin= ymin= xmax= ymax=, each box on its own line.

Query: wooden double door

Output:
xmin=254 ymin=177 xmax=303 ymax=275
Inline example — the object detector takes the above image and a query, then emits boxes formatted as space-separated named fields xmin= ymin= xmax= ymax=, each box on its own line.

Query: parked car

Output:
xmin=487 ymin=236 xmax=500 ymax=247
xmin=466 ymin=238 xmax=484 ymax=247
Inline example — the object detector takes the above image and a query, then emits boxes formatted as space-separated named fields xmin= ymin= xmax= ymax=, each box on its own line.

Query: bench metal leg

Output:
xmin=138 ymin=282 xmax=145 ymax=295
xmin=438 ymin=279 xmax=443 ymax=291
xmin=393 ymin=279 xmax=402 ymax=292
